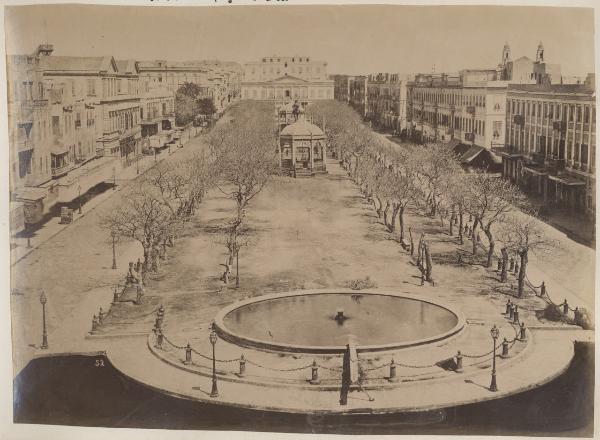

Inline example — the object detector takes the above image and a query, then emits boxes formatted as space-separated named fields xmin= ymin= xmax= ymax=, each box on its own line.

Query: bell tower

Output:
xmin=501 ymin=42 xmax=511 ymax=66
xmin=536 ymin=41 xmax=544 ymax=63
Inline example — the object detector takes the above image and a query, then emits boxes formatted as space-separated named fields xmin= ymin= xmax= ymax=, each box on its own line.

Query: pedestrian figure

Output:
xmin=220 ymin=262 xmax=231 ymax=284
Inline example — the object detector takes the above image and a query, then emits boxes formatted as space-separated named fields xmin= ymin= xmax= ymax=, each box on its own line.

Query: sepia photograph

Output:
xmin=1 ymin=1 xmax=597 ymax=438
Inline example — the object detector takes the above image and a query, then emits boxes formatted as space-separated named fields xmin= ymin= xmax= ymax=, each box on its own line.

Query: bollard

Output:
xmin=184 ymin=343 xmax=192 ymax=365
xmin=505 ymin=299 xmax=512 ymax=315
xmin=563 ymin=300 xmax=569 ymax=315
xmin=519 ymin=322 xmax=527 ymax=341
xmin=509 ymin=258 xmax=515 ymax=271
xmin=238 ymin=354 xmax=246 ymax=377
xmin=310 ymin=360 xmax=321 ymax=385
xmin=501 ymin=338 xmax=509 ymax=358
xmin=540 ymin=281 xmax=546 ymax=298
xmin=156 ymin=330 xmax=164 ymax=349
xmin=388 ymin=358 xmax=399 ymax=382
xmin=574 ymin=307 xmax=581 ymax=324
xmin=513 ymin=306 xmax=519 ymax=324
xmin=98 ymin=307 xmax=105 ymax=324
xmin=514 ymin=262 xmax=519 ymax=275
xmin=455 ymin=351 xmax=463 ymax=373
xmin=509 ymin=304 xmax=514 ymax=320
xmin=91 ymin=315 xmax=99 ymax=333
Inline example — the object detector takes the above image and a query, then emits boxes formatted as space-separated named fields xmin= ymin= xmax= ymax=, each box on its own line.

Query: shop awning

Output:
xmin=548 ymin=174 xmax=586 ymax=186
xmin=50 ymin=139 xmax=69 ymax=155
xmin=15 ymin=186 xmax=48 ymax=201
xmin=459 ymin=145 xmax=484 ymax=164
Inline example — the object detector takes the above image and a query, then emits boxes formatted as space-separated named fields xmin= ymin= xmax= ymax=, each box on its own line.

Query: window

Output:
xmin=581 ymin=144 xmax=588 ymax=164
xmin=584 ymin=106 xmax=590 ymax=123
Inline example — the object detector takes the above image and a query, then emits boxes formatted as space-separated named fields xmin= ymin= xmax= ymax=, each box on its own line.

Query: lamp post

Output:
xmin=77 ymin=184 xmax=82 ymax=214
xmin=489 ymin=324 xmax=499 ymax=392
xmin=209 ymin=330 xmax=219 ymax=398
xmin=39 ymin=290 xmax=48 ymax=349
xmin=111 ymin=232 xmax=117 ymax=270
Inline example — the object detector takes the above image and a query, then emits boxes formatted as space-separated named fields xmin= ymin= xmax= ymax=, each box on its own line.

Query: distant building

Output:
xmin=138 ymin=60 xmax=242 ymax=114
xmin=332 ymin=74 xmax=352 ymax=103
xmin=498 ymin=41 xmax=561 ymax=85
xmin=365 ymin=73 xmax=410 ymax=134
xmin=406 ymin=70 xmax=508 ymax=171
xmin=495 ymin=80 xmax=595 ymax=216
xmin=348 ymin=75 xmax=368 ymax=117
xmin=241 ymin=56 xmax=334 ymax=105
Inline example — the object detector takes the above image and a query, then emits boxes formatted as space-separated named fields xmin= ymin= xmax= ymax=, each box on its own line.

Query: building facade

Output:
xmin=496 ymin=79 xmax=595 ymax=216
xmin=407 ymin=71 xmax=508 ymax=153
xmin=348 ymin=75 xmax=368 ymax=117
xmin=139 ymin=78 xmax=175 ymax=151
xmin=365 ymin=73 xmax=409 ymax=134
xmin=138 ymin=60 xmax=241 ymax=114
xmin=241 ymin=56 xmax=334 ymax=105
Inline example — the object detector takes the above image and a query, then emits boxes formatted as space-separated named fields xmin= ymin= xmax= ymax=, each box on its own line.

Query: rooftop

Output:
xmin=280 ymin=117 xmax=324 ymax=137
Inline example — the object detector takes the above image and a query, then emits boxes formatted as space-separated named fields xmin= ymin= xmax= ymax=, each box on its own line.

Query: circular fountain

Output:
xmin=213 ymin=289 xmax=465 ymax=354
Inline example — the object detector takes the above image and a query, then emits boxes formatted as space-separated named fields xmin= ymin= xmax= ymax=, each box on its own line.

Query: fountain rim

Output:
xmin=213 ymin=289 xmax=466 ymax=354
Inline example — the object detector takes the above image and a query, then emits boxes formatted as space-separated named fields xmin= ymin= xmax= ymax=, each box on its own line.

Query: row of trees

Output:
xmin=307 ymin=101 xmax=553 ymax=297
xmin=175 ymin=82 xmax=217 ymax=127
xmin=102 ymin=101 xmax=279 ymax=286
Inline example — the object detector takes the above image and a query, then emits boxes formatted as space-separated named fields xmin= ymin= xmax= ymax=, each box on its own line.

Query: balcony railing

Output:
xmin=466 ymin=106 xmax=476 ymax=115
xmin=531 ymin=152 xmax=546 ymax=164
xmin=553 ymin=120 xmax=566 ymax=132
xmin=464 ymin=133 xmax=475 ymax=142
xmin=51 ymin=162 xmax=75 ymax=178
xmin=547 ymin=157 xmax=566 ymax=175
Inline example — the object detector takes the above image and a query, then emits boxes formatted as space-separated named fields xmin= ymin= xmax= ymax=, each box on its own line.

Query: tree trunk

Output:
xmin=399 ymin=206 xmax=405 ymax=242
xmin=417 ymin=234 xmax=424 ymax=269
xmin=500 ymin=247 xmax=508 ymax=283
xmin=383 ymin=201 xmax=390 ymax=227
xmin=431 ymin=194 xmax=437 ymax=217
xmin=518 ymin=249 xmax=528 ymax=297
xmin=409 ymin=227 xmax=414 ymax=256
xmin=449 ymin=207 xmax=455 ymax=236
xmin=439 ymin=209 xmax=444 ymax=227
xmin=424 ymin=242 xmax=433 ymax=282
xmin=483 ymin=227 xmax=494 ymax=268
xmin=389 ymin=204 xmax=400 ymax=233
xmin=375 ymin=196 xmax=383 ymax=218
xmin=143 ymin=245 xmax=151 ymax=273
xmin=458 ymin=210 xmax=464 ymax=245
xmin=472 ymin=218 xmax=479 ymax=255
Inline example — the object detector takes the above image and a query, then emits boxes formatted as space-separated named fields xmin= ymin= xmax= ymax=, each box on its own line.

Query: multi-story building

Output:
xmin=332 ymin=74 xmax=352 ymax=103
xmin=348 ymin=75 xmax=368 ymax=117
xmin=138 ymin=60 xmax=241 ymax=114
xmin=407 ymin=70 xmax=508 ymax=155
xmin=6 ymin=44 xmax=54 ymax=229
xmin=366 ymin=73 xmax=409 ymax=134
xmin=496 ymin=76 xmax=595 ymax=216
xmin=7 ymin=44 xmax=144 ymax=226
xmin=241 ymin=56 xmax=334 ymax=105
xmin=139 ymin=78 xmax=175 ymax=151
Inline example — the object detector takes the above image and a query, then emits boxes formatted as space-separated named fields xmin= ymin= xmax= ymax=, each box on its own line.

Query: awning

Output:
xmin=50 ymin=140 xmax=69 ymax=155
xmin=15 ymin=186 xmax=48 ymax=202
xmin=548 ymin=174 xmax=586 ymax=186
xmin=459 ymin=145 xmax=484 ymax=164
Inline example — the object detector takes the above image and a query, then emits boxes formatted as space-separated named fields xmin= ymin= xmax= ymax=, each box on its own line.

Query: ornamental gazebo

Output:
xmin=279 ymin=116 xmax=327 ymax=177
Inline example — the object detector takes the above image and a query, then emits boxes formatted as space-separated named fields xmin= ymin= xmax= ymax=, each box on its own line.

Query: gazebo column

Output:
xmin=291 ymin=139 xmax=296 ymax=177
xmin=310 ymin=137 xmax=315 ymax=173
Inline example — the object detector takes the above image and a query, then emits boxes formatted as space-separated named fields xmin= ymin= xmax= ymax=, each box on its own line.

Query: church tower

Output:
xmin=536 ymin=41 xmax=544 ymax=63
xmin=501 ymin=42 xmax=511 ymax=66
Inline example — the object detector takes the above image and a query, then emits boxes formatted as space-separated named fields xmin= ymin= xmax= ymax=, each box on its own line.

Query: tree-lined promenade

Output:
xmin=306 ymin=101 xmax=592 ymax=326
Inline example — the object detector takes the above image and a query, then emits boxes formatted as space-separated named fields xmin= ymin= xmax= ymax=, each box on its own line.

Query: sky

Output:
xmin=3 ymin=3 xmax=596 ymax=76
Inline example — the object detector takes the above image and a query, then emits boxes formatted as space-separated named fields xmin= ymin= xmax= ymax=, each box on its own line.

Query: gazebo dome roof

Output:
xmin=280 ymin=117 xmax=324 ymax=137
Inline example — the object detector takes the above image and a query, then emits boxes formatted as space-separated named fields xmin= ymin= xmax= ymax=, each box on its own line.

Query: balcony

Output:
xmin=531 ymin=151 xmax=546 ymax=165
xmin=553 ymin=120 xmax=566 ymax=132
xmin=466 ymin=106 xmax=476 ymax=115
xmin=513 ymin=115 xmax=525 ymax=126
xmin=464 ymin=132 xmax=475 ymax=142
xmin=547 ymin=157 xmax=566 ymax=175
xmin=15 ymin=137 xmax=34 ymax=153
xmin=51 ymin=162 xmax=75 ymax=178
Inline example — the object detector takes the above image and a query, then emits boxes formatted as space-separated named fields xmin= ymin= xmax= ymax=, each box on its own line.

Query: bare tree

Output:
xmin=465 ymin=171 xmax=526 ymax=266
xmin=498 ymin=212 xmax=556 ymax=297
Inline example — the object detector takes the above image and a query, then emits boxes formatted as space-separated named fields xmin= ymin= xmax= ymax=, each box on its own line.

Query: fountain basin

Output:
xmin=214 ymin=290 xmax=465 ymax=354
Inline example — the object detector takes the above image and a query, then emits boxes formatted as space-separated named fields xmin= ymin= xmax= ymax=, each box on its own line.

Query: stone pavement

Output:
xmin=97 ymin=326 xmax=584 ymax=414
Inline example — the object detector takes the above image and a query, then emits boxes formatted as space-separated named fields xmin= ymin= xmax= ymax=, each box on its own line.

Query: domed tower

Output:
xmin=536 ymin=41 xmax=544 ymax=63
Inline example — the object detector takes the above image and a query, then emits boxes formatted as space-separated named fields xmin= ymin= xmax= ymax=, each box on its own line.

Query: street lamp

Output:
xmin=209 ymin=330 xmax=219 ymax=398
xmin=77 ymin=184 xmax=82 ymax=214
xmin=111 ymin=232 xmax=117 ymax=270
xmin=39 ymin=290 xmax=48 ymax=349
xmin=489 ymin=324 xmax=500 ymax=392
